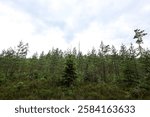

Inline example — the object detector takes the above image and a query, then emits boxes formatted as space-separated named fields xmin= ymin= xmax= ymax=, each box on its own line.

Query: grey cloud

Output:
xmin=1 ymin=0 xmax=150 ymax=46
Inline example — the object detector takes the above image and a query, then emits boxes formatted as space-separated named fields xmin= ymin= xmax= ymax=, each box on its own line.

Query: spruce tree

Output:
xmin=123 ymin=44 xmax=138 ymax=87
xmin=62 ymin=54 xmax=77 ymax=87
xmin=140 ymin=49 xmax=150 ymax=90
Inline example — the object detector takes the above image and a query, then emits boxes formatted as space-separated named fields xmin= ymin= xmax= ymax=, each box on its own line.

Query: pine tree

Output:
xmin=123 ymin=44 xmax=139 ymax=87
xmin=119 ymin=44 xmax=128 ymax=60
xmin=16 ymin=41 xmax=29 ymax=58
xmin=111 ymin=45 xmax=120 ymax=79
xmin=140 ymin=50 xmax=150 ymax=90
xmin=62 ymin=54 xmax=77 ymax=87
xmin=98 ymin=41 xmax=110 ymax=82
xmin=16 ymin=41 xmax=29 ymax=78
xmin=133 ymin=29 xmax=147 ymax=56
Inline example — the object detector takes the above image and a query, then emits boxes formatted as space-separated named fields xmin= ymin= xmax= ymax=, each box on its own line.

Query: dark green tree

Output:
xmin=62 ymin=54 xmax=77 ymax=87
xmin=140 ymin=49 xmax=150 ymax=90
xmin=16 ymin=41 xmax=29 ymax=78
xmin=1 ymin=48 xmax=16 ymax=79
xmin=123 ymin=44 xmax=139 ymax=87
xmin=119 ymin=44 xmax=128 ymax=60
xmin=111 ymin=45 xmax=120 ymax=79
xmin=46 ymin=48 xmax=64 ymax=80
xmin=98 ymin=41 xmax=110 ymax=82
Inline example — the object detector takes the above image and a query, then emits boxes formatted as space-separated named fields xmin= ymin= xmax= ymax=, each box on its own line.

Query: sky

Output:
xmin=0 ymin=0 xmax=150 ymax=56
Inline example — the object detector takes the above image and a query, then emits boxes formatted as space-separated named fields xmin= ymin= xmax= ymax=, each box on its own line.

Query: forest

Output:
xmin=0 ymin=29 xmax=150 ymax=99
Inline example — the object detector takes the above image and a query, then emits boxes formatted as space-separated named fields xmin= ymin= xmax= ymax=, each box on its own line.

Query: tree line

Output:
xmin=0 ymin=29 xmax=150 ymax=99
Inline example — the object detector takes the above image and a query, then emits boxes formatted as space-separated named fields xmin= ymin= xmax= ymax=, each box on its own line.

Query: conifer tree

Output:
xmin=140 ymin=49 xmax=150 ymax=90
xmin=111 ymin=45 xmax=120 ymax=79
xmin=119 ymin=44 xmax=128 ymax=60
xmin=123 ymin=44 xmax=139 ymax=87
xmin=16 ymin=41 xmax=29 ymax=58
xmin=133 ymin=29 xmax=147 ymax=56
xmin=62 ymin=54 xmax=77 ymax=87
xmin=98 ymin=41 xmax=110 ymax=82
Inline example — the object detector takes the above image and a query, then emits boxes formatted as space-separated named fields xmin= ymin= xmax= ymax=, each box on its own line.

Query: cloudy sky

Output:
xmin=0 ymin=0 xmax=150 ymax=56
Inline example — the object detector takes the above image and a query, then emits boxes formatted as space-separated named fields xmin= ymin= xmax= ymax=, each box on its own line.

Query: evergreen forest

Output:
xmin=0 ymin=29 xmax=150 ymax=99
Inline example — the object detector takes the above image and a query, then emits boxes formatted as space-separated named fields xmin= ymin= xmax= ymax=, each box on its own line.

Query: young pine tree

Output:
xmin=123 ymin=44 xmax=139 ymax=87
xmin=140 ymin=50 xmax=150 ymax=90
xmin=62 ymin=54 xmax=77 ymax=87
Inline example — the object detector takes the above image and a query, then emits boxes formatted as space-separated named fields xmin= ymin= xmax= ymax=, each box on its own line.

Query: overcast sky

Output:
xmin=0 ymin=0 xmax=150 ymax=56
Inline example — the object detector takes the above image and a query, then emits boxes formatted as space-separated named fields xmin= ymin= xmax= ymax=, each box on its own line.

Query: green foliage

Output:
xmin=16 ymin=41 xmax=29 ymax=58
xmin=0 ymin=30 xmax=150 ymax=99
xmin=123 ymin=63 xmax=138 ymax=87
xmin=62 ymin=54 xmax=77 ymax=87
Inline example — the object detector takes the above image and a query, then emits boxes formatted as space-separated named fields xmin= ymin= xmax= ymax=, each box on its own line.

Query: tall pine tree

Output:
xmin=62 ymin=54 xmax=77 ymax=87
